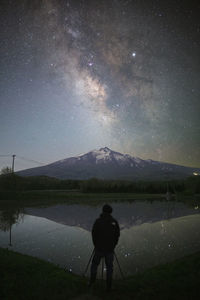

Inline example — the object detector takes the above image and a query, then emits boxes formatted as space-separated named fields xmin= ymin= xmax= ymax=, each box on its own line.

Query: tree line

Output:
xmin=80 ymin=177 xmax=200 ymax=194
xmin=0 ymin=172 xmax=199 ymax=195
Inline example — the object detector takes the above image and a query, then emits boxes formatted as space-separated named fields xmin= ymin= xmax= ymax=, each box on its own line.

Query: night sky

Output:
xmin=0 ymin=0 xmax=200 ymax=171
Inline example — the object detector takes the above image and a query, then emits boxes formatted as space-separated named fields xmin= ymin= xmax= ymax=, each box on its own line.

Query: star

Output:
xmin=0 ymin=0 xmax=199 ymax=171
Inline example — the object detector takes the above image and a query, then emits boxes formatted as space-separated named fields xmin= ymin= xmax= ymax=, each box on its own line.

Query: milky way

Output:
xmin=0 ymin=0 xmax=200 ymax=170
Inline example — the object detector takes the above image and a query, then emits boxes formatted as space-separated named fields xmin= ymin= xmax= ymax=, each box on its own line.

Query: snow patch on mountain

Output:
xmin=133 ymin=157 xmax=142 ymax=164
xmin=113 ymin=153 xmax=127 ymax=161
xmin=94 ymin=150 xmax=111 ymax=161
xmin=92 ymin=147 xmax=130 ymax=163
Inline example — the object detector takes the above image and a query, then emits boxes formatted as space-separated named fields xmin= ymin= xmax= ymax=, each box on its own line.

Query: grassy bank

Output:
xmin=0 ymin=190 xmax=168 ymax=206
xmin=1 ymin=190 xmax=199 ymax=209
xmin=1 ymin=247 xmax=200 ymax=299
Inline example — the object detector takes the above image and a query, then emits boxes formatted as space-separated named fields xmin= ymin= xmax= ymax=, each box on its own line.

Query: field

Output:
xmin=1 ymin=247 xmax=200 ymax=299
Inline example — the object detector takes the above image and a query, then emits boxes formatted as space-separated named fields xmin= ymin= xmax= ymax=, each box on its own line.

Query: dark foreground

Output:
xmin=1 ymin=248 xmax=200 ymax=300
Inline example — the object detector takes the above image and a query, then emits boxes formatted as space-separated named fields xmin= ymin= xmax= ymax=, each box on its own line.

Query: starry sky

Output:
xmin=0 ymin=0 xmax=200 ymax=171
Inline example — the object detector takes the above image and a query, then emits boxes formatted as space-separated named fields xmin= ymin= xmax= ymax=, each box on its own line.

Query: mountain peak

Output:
xmin=99 ymin=147 xmax=112 ymax=152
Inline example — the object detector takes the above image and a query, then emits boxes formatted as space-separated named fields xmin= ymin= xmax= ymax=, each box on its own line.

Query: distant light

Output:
xmin=132 ymin=52 xmax=136 ymax=57
xmin=124 ymin=253 xmax=131 ymax=257
xmin=193 ymin=172 xmax=199 ymax=176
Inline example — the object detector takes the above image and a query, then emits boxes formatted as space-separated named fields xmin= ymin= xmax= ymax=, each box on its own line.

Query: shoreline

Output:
xmin=1 ymin=247 xmax=200 ymax=299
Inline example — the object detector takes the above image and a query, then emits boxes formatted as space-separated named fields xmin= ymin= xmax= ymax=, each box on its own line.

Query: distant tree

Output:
xmin=1 ymin=167 xmax=12 ymax=175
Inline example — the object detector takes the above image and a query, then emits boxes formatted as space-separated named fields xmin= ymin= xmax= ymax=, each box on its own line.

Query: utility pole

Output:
xmin=12 ymin=155 xmax=16 ymax=173
xmin=9 ymin=222 xmax=12 ymax=246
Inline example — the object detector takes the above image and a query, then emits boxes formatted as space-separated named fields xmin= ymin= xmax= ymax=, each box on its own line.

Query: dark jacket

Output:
xmin=92 ymin=212 xmax=120 ymax=252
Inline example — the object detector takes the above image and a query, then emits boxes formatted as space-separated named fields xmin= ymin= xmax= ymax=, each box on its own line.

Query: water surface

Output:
xmin=0 ymin=200 xmax=200 ymax=278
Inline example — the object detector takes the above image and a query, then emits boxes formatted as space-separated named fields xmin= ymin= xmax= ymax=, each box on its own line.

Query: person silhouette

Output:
xmin=89 ymin=204 xmax=120 ymax=291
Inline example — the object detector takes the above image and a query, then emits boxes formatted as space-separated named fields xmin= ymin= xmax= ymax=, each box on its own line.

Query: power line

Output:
xmin=0 ymin=154 xmax=46 ymax=166
xmin=17 ymin=156 xmax=45 ymax=166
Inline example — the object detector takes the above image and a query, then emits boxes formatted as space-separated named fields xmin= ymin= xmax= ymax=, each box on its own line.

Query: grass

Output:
xmin=0 ymin=247 xmax=86 ymax=300
xmin=0 ymin=190 xmax=168 ymax=207
xmin=1 ymin=189 xmax=199 ymax=209
xmin=1 ymin=247 xmax=200 ymax=299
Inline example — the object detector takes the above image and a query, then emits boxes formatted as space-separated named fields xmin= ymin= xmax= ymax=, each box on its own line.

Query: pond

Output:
xmin=0 ymin=200 xmax=200 ymax=278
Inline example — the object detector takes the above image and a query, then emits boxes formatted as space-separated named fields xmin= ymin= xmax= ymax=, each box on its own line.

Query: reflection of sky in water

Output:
xmin=0 ymin=215 xmax=92 ymax=275
xmin=119 ymin=215 xmax=200 ymax=275
xmin=0 ymin=201 xmax=200 ymax=278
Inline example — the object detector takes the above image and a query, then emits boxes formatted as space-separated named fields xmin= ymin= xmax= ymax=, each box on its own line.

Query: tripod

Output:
xmin=83 ymin=248 xmax=95 ymax=277
xmin=83 ymin=249 xmax=124 ymax=279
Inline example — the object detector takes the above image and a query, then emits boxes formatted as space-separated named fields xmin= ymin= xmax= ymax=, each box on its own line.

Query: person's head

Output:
xmin=102 ymin=204 xmax=112 ymax=214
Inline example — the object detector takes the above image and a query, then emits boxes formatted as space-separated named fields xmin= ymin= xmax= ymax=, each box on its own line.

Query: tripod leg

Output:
xmin=83 ymin=248 xmax=95 ymax=276
xmin=114 ymin=252 xmax=124 ymax=279
xmin=101 ymin=257 xmax=104 ymax=280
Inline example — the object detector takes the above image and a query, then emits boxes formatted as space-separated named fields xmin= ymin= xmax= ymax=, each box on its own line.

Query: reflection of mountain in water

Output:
xmin=25 ymin=201 xmax=200 ymax=231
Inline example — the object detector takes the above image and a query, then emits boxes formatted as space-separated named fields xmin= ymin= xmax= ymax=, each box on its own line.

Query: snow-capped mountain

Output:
xmin=17 ymin=147 xmax=200 ymax=180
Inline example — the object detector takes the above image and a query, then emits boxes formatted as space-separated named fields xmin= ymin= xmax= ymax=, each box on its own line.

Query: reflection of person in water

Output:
xmin=89 ymin=204 xmax=120 ymax=291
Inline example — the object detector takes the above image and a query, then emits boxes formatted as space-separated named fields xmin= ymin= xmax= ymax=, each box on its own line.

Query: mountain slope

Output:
xmin=17 ymin=147 xmax=200 ymax=180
